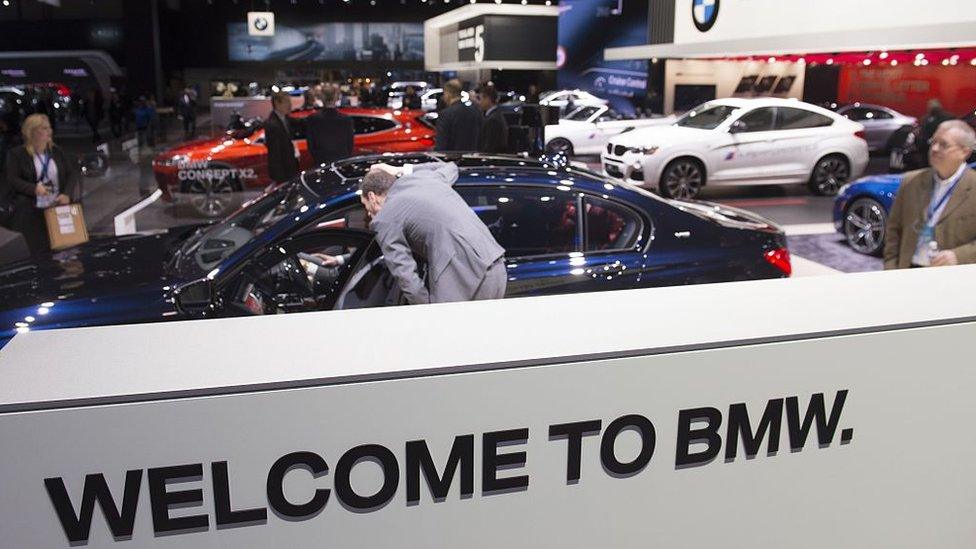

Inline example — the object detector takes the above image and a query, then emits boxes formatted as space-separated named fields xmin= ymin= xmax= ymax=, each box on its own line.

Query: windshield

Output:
xmin=166 ymin=182 xmax=313 ymax=279
xmin=675 ymin=104 xmax=740 ymax=130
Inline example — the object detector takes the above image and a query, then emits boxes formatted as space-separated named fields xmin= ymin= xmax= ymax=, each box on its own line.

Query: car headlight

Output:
xmin=627 ymin=146 xmax=658 ymax=155
xmin=157 ymin=154 xmax=189 ymax=167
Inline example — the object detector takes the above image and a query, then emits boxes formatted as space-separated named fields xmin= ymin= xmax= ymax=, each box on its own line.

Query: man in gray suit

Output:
xmin=359 ymin=161 xmax=507 ymax=304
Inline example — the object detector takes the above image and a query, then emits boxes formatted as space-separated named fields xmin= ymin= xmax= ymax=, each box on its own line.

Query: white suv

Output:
xmin=601 ymin=98 xmax=869 ymax=199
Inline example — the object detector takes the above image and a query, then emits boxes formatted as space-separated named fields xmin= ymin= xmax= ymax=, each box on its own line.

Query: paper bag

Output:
xmin=44 ymin=204 xmax=89 ymax=251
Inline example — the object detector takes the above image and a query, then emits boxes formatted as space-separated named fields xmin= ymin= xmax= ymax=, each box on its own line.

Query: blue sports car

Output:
xmin=0 ymin=153 xmax=789 ymax=348
xmin=834 ymin=161 xmax=976 ymax=255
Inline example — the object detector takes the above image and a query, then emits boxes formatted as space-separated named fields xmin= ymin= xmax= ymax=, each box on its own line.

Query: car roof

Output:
xmin=703 ymin=97 xmax=843 ymax=118
xmin=302 ymin=152 xmax=641 ymax=202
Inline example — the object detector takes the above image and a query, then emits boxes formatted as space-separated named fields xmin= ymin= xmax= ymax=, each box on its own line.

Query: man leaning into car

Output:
xmin=884 ymin=120 xmax=976 ymax=269
xmin=358 ymin=162 xmax=507 ymax=304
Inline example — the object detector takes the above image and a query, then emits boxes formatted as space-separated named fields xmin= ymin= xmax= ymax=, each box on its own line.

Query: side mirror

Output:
xmin=174 ymin=278 xmax=215 ymax=314
xmin=729 ymin=120 xmax=747 ymax=134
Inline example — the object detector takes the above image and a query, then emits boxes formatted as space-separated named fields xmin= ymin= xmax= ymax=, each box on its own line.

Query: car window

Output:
xmin=596 ymin=109 xmax=622 ymax=122
xmin=675 ymin=104 xmax=740 ymax=129
xmin=735 ymin=107 xmax=776 ymax=132
xmin=777 ymin=107 xmax=834 ymax=129
xmin=457 ymin=186 xmax=581 ymax=257
xmin=335 ymin=242 xmax=400 ymax=310
xmin=167 ymin=182 xmax=311 ymax=279
xmin=567 ymin=106 xmax=600 ymax=121
xmin=352 ymin=116 xmax=398 ymax=135
xmin=231 ymin=231 xmax=368 ymax=315
xmin=584 ymin=196 xmax=641 ymax=251
xmin=866 ymin=108 xmax=892 ymax=120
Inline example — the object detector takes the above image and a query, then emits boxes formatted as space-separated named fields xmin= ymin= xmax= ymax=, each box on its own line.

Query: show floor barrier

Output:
xmin=1 ymin=266 xmax=975 ymax=547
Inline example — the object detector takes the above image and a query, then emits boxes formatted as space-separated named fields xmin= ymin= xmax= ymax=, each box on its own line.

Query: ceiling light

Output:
xmin=863 ymin=58 xmax=871 ymax=66
xmin=971 ymin=58 xmax=976 ymax=66
xmin=890 ymin=59 xmax=898 ymax=66
xmin=767 ymin=57 xmax=776 ymax=63
xmin=879 ymin=51 xmax=888 ymax=59
xmin=826 ymin=58 xmax=834 ymax=65
xmin=942 ymin=59 xmax=950 ymax=66
xmin=915 ymin=53 xmax=925 ymax=60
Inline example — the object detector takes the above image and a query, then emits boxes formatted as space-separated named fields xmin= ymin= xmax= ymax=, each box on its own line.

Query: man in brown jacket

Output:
xmin=884 ymin=120 xmax=976 ymax=269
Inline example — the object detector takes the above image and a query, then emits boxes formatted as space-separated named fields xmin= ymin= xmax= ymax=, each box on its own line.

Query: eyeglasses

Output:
xmin=928 ymin=138 xmax=961 ymax=151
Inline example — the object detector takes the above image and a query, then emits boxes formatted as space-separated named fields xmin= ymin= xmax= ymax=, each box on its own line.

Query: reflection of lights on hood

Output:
xmin=207 ymin=268 xmax=220 ymax=280
xmin=570 ymin=257 xmax=586 ymax=266
xmin=41 ymin=301 xmax=54 ymax=307
xmin=16 ymin=326 xmax=29 ymax=334
xmin=570 ymin=268 xmax=585 ymax=276
xmin=15 ymin=322 xmax=28 ymax=328
xmin=38 ymin=307 xmax=50 ymax=315
xmin=24 ymin=316 xmax=35 ymax=322
xmin=556 ymin=185 xmax=571 ymax=191
xmin=568 ymin=252 xmax=583 ymax=258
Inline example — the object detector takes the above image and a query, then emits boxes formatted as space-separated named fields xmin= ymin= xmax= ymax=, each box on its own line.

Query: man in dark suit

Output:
xmin=434 ymin=79 xmax=482 ymax=152
xmin=476 ymin=84 xmax=509 ymax=154
xmin=305 ymin=84 xmax=354 ymax=167
xmin=265 ymin=91 xmax=299 ymax=185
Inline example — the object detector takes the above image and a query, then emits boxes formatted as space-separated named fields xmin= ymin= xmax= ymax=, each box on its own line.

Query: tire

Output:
xmin=181 ymin=164 xmax=243 ymax=218
xmin=545 ymin=137 xmax=574 ymax=156
xmin=807 ymin=154 xmax=850 ymax=196
xmin=843 ymin=197 xmax=886 ymax=256
xmin=659 ymin=158 xmax=705 ymax=199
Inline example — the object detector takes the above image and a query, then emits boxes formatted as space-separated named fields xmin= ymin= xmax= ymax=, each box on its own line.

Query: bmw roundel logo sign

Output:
xmin=692 ymin=0 xmax=719 ymax=32
xmin=254 ymin=17 xmax=268 ymax=31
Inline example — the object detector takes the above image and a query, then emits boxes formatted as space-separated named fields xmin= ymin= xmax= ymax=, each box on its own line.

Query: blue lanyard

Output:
xmin=926 ymin=168 xmax=965 ymax=226
xmin=36 ymin=151 xmax=52 ymax=182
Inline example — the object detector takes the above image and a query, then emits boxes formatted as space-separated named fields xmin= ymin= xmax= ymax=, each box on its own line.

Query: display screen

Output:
xmin=557 ymin=0 xmax=650 ymax=116
xmin=227 ymin=21 xmax=423 ymax=62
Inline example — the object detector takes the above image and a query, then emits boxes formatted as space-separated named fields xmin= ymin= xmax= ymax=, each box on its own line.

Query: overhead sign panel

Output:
xmin=247 ymin=11 xmax=275 ymax=37
xmin=425 ymin=4 xmax=559 ymax=71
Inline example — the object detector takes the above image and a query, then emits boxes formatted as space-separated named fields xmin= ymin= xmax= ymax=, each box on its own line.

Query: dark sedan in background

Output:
xmin=0 ymin=153 xmax=789 ymax=348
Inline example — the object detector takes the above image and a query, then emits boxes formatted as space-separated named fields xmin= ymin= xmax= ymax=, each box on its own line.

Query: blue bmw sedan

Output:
xmin=0 ymin=153 xmax=789 ymax=347
xmin=833 ymin=161 xmax=976 ymax=255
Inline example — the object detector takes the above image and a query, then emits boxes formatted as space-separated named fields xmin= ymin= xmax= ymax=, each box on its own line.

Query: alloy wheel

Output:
xmin=844 ymin=198 xmax=886 ymax=255
xmin=188 ymin=176 xmax=237 ymax=218
xmin=811 ymin=156 xmax=850 ymax=196
xmin=661 ymin=161 xmax=703 ymax=199
xmin=546 ymin=138 xmax=573 ymax=156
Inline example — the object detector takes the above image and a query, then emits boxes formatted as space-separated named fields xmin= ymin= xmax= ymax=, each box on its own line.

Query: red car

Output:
xmin=152 ymin=107 xmax=435 ymax=196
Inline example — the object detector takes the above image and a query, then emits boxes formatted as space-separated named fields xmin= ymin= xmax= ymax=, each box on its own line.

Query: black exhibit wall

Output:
xmin=802 ymin=65 xmax=841 ymax=106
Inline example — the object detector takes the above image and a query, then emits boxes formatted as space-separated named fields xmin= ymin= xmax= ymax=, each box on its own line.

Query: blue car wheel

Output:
xmin=843 ymin=197 xmax=886 ymax=256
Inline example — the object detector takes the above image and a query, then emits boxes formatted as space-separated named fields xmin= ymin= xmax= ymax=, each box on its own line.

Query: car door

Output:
xmin=714 ymin=106 xmax=779 ymax=181
xmin=221 ymin=229 xmax=373 ymax=316
xmin=842 ymin=106 xmax=889 ymax=150
xmin=769 ymin=106 xmax=836 ymax=179
xmin=455 ymin=185 xmax=648 ymax=298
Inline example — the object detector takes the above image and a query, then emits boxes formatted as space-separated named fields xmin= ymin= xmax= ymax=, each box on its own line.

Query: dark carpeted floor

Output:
xmin=788 ymin=233 xmax=883 ymax=273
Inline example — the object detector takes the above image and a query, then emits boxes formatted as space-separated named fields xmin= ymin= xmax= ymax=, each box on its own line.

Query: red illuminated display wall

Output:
xmin=838 ymin=65 xmax=976 ymax=118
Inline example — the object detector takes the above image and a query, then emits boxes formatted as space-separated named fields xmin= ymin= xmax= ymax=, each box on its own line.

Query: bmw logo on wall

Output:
xmin=247 ymin=11 xmax=275 ymax=37
xmin=692 ymin=0 xmax=719 ymax=32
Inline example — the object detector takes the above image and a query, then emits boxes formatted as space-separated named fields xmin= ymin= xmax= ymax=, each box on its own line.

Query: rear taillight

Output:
xmin=854 ymin=130 xmax=866 ymax=141
xmin=764 ymin=247 xmax=791 ymax=276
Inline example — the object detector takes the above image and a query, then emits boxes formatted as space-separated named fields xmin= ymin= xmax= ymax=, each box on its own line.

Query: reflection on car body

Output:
xmin=0 ymin=153 xmax=790 ymax=348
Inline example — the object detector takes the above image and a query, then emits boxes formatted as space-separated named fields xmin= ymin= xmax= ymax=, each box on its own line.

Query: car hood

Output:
xmin=608 ymin=125 xmax=712 ymax=148
xmin=0 ymin=231 xmax=191 ymax=340
xmin=842 ymin=172 xmax=902 ymax=195
xmin=156 ymin=135 xmax=247 ymax=162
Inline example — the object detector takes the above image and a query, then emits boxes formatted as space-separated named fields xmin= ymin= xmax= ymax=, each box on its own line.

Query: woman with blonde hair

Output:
xmin=2 ymin=113 xmax=78 ymax=255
